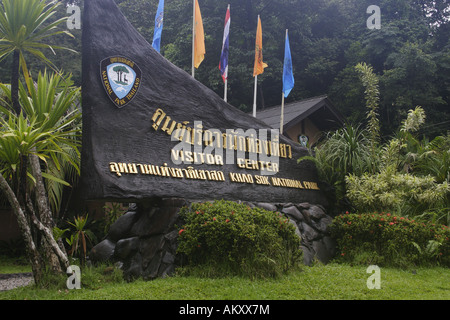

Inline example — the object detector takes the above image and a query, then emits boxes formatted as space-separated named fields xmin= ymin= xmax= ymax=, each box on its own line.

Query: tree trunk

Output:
xmin=26 ymin=198 xmax=69 ymax=271
xmin=0 ymin=174 xmax=43 ymax=284
xmin=11 ymin=50 xmax=21 ymax=115
xmin=29 ymin=153 xmax=69 ymax=272
xmin=17 ymin=154 xmax=28 ymax=206
xmin=0 ymin=159 xmax=70 ymax=285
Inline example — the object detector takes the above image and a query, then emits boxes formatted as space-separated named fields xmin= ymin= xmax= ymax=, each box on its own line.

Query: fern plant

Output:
xmin=412 ymin=240 xmax=443 ymax=265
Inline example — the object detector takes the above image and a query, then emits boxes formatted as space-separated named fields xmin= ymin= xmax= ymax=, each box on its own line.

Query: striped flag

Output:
xmin=152 ymin=0 xmax=164 ymax=52
xmin=219 ymin=5 xmax=230 ymax=83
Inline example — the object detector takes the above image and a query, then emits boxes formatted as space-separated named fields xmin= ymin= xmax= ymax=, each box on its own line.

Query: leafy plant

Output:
xmin=298 ymin=124 xmax=374 ymax=212
xmin=177 ymin=200 xmax=302 ymax=278
xmin=66 ymin=214 xmax=96 ymax=265
xmin=346 ymin=167 xmax=450 ymax=218
xmin=52 ymin=226 xmax=69 ymax=242
xmin=0 ymin=71 xmax=81 ymax=216
xmin=416 ymin=133 xmax=450 ymax=183
xmin=345 ymin=107 xmax=450 ymax=220
xmin=355 ymin=62 xmax=381 ymax=149
xmin=329 ymin=212 xmax=450 ymax=267
xmin=412 ymin=240 xmax=443 ymax=264
xmin=380 ymin=106 xmax=427 ymax=172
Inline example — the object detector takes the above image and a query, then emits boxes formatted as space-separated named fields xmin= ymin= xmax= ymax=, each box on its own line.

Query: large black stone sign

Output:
xmin=81 ymin=0 xmax=327 ymax=206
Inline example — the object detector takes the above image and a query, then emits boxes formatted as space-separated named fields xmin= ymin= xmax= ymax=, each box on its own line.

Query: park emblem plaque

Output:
xmin=100 ymin=56 xmax=142 ymax=108
xmin=80 ymin=0 xmax=328 ymax=207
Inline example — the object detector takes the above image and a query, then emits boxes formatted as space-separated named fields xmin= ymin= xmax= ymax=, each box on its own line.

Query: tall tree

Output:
xmin=380 ymin=42 xmax=445 ymax=131
xmin=0 ymin=0 xmax=74 ymax=115
xmin=0 ymin=71 xmax=80 ymax=284
xmin=0 ymin=0 xmax=77 ymax=284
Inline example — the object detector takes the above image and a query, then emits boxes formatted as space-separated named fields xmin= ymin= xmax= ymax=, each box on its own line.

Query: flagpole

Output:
xmin=280 ymin=29 xmax=288 ymax=134
xmin=253 ymin=75 xmax=258 ymax=117
xmin=224 ymin=78 xmax=228 ymax=102
xmin=252 ymin=15 xmax=260 ymax=118
xmin=192 ymin=0 xmax=196 ymax=77
xmin=280 ymin=92 xmax=285 ymax=134
xmin=223 ymin=4 xmax=230 ymax=103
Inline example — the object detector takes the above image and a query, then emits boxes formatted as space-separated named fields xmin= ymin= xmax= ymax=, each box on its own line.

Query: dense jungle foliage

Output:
xmin=1 ymin=0 xmax=448 ymax=138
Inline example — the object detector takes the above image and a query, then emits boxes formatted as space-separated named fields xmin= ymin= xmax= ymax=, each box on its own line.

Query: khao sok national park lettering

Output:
xmin=108 ymin=161 xmax=319 ymax=191
xmin=107 ymin=107 xmax=319 ymax=192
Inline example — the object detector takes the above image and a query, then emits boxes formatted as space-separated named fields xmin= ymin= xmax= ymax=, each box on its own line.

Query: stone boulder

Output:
xmin=89 ymin=238 xmax=115 ymax=263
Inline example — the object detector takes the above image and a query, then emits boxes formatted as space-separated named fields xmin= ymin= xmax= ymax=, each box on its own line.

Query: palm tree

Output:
xmin=0 ymin=0 xmax=74 ymax=115
xmin=0 ymin=0 xmax=79 ymax=285
xmin=0 ymin=0 xmax=76 ymax=250
xmin=17 ymin=70 xmax=81 ymax=214
xmin=0 ymin=71 xmax=80 ymax=283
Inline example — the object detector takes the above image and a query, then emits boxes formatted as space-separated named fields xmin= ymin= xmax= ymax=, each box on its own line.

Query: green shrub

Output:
xmin=346 ymin=167 xmax=450 ymax=219
xmin=176 ymin=200 xmax=302 ymax=278
xmin=329 ymin=212 xmax=450 ymax=267
xmin=298 ymin=124 xmax=374 ymax=212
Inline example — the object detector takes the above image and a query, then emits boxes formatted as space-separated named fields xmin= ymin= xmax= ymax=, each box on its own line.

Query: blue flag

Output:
xmin=152 ymin=0 xmax=164 ymax=52
xmin=282 ymin=32 xmax=294 ymax=97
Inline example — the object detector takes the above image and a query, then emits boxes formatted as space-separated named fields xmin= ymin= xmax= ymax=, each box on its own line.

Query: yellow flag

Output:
xmin=253 ymin=16 xmax=268 ymax=77
xmin=194 ymin=0 xmax=205 ymax=68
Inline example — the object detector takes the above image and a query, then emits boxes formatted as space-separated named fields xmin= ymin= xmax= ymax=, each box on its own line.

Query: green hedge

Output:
xmin=329 ymin=212 xmax=450 ymax=267
xmin=176 ymin=200 xmax=302 ymax=278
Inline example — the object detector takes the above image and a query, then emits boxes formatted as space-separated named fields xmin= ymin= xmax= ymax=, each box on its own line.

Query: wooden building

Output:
xmin=254 ymin=95 xmax=345 ymax=147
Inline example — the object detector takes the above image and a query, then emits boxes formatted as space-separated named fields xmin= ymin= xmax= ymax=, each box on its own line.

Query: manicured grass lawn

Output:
xmin=1 ymin=262 xmax=449 ymax=300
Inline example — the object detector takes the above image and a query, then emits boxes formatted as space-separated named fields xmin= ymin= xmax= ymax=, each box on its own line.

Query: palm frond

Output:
xmin=0 ymin=70 xmax=81 ymax=215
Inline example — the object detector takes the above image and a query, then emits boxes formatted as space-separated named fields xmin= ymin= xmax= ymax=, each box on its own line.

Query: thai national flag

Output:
xmin=219 ymin=5 xmax=230 ymax=82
